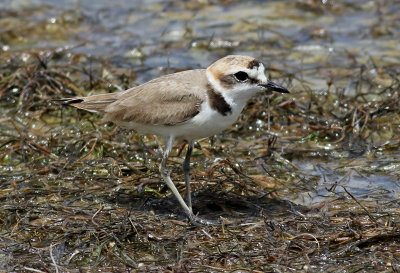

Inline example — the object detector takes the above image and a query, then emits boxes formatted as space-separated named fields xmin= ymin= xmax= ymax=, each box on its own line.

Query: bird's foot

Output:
xmin=188 ymin=213 xmax=220 ymax=226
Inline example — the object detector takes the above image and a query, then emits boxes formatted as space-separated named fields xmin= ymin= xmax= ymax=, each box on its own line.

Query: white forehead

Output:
xmin=206 ymin=56 xmax=269 ymax=88
xmin=227 ymin=63 xmax=267 ymax=81
xmin=250 ymin=63 xmax=266 ymax=80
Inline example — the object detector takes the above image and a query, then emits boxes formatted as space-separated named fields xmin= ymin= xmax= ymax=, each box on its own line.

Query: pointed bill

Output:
xmin=258 ymin=80 xmax=289 ymax=93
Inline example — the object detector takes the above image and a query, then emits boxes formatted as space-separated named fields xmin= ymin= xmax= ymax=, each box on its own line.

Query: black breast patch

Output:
xmin=206 ymin=84 xmax=232 ymax=116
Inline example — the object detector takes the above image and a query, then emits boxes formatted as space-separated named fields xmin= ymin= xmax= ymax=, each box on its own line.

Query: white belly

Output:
xmin=118 ymin=101 xmax=245 ymax=141
xmin=174 ymin=101 xmax=243 ymax=140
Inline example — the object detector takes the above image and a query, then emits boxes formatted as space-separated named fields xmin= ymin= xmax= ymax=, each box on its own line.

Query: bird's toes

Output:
xmin=188 ymin=214 xmax=220 ymax=226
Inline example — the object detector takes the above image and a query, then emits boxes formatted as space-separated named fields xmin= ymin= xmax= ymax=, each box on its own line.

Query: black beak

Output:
xmin=259 ymin=81 xmax=289 ymax=93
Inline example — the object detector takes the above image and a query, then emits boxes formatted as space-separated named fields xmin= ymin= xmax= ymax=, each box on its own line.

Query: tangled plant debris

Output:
xmin=1 ymin=0 xmax=400 ymax=272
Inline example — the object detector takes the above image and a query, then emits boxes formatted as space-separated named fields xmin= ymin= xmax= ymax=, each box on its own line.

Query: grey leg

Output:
xmin=183 ymin=140 xmax=194 ymax=210
xmin=159 ymin=136 xmax=193 ymax=217
xmin=159 ymin=137 xmax=219 ymax=226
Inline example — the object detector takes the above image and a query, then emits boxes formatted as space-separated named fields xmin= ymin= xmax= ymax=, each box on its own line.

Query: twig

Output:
xmin=23 ymin=267 xmax=46 ymax=273
xmin=292 ymin=233 xmax=320 ymax=250
xmin=78 ymin=137 xmax=98 ymax=160
xmin=342 ymin=186 xmax=379 ymax=226
xmin=49 ymin=243 xmax=59 ymax=273
xmin=91 ymin=203 xmax=104 ymax=226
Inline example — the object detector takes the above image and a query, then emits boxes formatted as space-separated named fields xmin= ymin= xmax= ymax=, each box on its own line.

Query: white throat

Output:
xmin=205 ymin=69 xmax=258 ymax=112
xmin=206 ymin=69 xmax=242 ymax=109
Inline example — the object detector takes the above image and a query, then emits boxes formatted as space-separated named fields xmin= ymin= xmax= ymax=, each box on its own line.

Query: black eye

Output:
xmin=233 ymin=71 xmax=249 ymax=82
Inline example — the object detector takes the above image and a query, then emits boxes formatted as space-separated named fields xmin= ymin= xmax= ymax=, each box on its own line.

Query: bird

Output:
xmin=55 ymin=55 xmax=289 ymax=225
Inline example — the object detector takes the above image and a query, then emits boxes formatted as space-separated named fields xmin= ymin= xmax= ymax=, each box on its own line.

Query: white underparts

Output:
xmin=114 ymin=62 xmax=269 ymax=141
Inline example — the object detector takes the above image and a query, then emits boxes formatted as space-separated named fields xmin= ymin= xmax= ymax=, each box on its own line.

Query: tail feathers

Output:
xmin=53 ymin=93 xmax=119 ymax=113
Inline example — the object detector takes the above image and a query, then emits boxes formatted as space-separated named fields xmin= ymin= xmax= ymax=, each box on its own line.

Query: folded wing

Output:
xmin=56 ymin=69 xmax=207 ymax=126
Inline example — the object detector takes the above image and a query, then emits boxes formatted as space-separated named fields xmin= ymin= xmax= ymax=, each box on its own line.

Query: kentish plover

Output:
xmin=56 ymin=55 xmax=289 ymax=225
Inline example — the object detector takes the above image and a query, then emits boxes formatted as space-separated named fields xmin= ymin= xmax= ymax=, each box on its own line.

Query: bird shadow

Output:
xmin=110 ymin=190 xmax=305 ymax=223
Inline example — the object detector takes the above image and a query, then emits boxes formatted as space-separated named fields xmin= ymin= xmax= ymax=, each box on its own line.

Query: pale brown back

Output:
xmin=102 ymin=69 xmax=208 ymax=125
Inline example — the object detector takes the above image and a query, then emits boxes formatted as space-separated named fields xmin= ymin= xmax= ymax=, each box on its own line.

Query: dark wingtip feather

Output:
xmin=53 ymin=98 xmax=84 ymax=106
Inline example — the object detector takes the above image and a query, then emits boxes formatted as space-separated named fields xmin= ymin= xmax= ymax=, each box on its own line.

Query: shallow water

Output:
xmin=3 ymin=1 xmax=399 ymax=82
xmin=293 ymin=158 xmax=400 ymax=205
